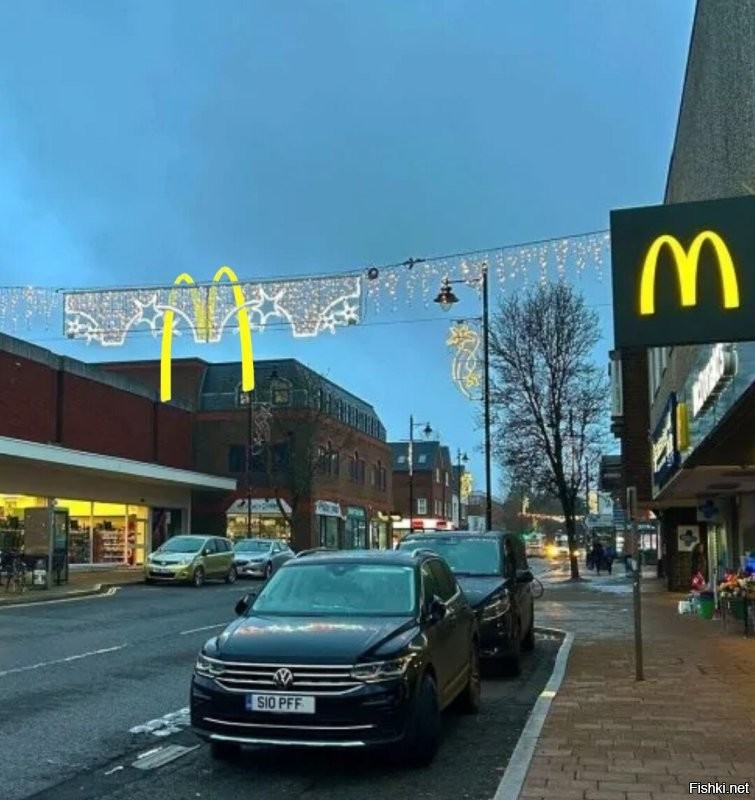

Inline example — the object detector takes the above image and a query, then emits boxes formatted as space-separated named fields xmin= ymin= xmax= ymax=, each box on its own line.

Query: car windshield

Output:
xmin=159 ymin=536 xmax=204 ymax=553
xmin=235 ymin=540 xmax=271 ymax=552
xmin=252 ymin=562 xmax=417 ymax=616
xmin=398 ymin=537 xmax=501 ymax=576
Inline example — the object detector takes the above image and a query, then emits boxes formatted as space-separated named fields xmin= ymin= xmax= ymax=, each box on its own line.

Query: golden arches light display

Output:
xmin=639 ymin=230 xmax=740 ymax=316
xmin=447 ymin=321 xmax=482 ymax=400
xmin=160 ymin=267 xmax=255 ymax=402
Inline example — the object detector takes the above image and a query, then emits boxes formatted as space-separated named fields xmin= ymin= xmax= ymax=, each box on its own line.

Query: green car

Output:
xmin=145 ymin=535 xmax=237 ymax=587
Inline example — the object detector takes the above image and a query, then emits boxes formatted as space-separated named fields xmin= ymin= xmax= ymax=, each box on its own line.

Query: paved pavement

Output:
xmin=521 ymin=567 xmax=755 ymax=800
xmin=0 ymin=566 xmax=144 ymax=606
xmin=1 ymin=561 xmax=557 ymax=800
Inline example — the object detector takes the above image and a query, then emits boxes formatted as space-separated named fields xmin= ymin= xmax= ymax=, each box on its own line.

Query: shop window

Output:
xmin=416 ymin=498 xmax=427 ymax=515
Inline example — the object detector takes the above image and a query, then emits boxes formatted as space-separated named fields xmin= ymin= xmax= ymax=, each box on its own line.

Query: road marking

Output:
xmin=132 ymin=744 xmax=200 ymax=770
xmin=0 ymin=644 xmax=127 ymax=678
xmin=179 ymin=623 xmax=227 ymax=635
xmin=0 ymin=586 xmax=119 ymax=611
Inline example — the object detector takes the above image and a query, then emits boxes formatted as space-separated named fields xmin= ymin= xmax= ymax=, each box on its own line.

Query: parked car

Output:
xmin=145 ymin=535 xmax=237 ymax=587
xmin=233 ymin=538 xmax=295 ymax=580
xmin=191 ymin=549 xmax=480 ymax=765
xmin=396 ymin=531 xmax=535 ymax=676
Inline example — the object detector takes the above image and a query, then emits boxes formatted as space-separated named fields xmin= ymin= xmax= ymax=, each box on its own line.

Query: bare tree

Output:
xmin=260 ymin=367 xmax=357 ymax=530
xmin=489 ymin=282 xmax=608 ymax=580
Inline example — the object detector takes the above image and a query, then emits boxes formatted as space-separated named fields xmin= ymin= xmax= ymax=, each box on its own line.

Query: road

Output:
xmin=1 ymin=561 xmax=558 ymax=800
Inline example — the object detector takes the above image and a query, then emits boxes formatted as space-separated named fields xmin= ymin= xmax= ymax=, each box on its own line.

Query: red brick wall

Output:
xmin=155 ymin=403 xmax=194 ymax=469
xmin=0 ymin=351 xmax=57 ymax=443
xmin=99 ymin=360 xmax=207 ymax=409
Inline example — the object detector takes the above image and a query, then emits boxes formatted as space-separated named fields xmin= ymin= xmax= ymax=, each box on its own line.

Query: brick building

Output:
xmin=612 ymin=0 xmax=755 ymax=589
xmin=390 ymin=441 xmax=456 ymax=533
xmin=100 ymin=357 xmax=393 ymax=552
xmin=0 ymin=333 xmax=235 ymax=567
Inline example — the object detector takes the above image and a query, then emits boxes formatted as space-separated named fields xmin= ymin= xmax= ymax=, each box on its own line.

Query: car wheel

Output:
xmin=192 ymin=567 xmax=205 ymax=588
xmin=522 ymin=617 xmax=536 ymax=652
xmin=454 ymin=643 xmax=481 ymax=714
xmin=265 ymin=561 xmax=273 ymax=580
xmin=210 ymin=740 xmax=241 ymax=761
xmin=402 ymin=673 xmax=441 ymax=766
xmin=225 ymin=565 xmax=237 ymax=584
xmin=501 ymin=619 xmax=522 ymax=677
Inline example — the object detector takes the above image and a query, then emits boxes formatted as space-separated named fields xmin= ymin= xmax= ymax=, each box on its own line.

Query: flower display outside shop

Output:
xmin=718 ymin=573 xmax=755 ymax=600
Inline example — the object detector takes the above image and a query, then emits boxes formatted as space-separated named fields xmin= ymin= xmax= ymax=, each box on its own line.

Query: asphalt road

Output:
xmin=1 ymin=561 xmax=559 ymax=800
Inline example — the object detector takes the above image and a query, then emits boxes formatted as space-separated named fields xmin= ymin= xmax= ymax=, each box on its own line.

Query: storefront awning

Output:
xmin=227 ymin=498 xmax=292 ymax=515
xmin=0 ymin=435 xmax=236 ymax=492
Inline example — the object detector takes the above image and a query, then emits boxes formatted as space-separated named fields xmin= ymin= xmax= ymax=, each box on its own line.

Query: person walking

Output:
xmin=591 ymin=541 xmax=605 ymax=576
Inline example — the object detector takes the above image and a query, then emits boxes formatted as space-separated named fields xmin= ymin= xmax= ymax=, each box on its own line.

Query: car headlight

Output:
xmin=481 ymin=594 xmax=510 ymax=621
xmin=351 ymin=655 xmax=413 ymax=682
xmin=195 ymin=653 xmax=224 ymax=676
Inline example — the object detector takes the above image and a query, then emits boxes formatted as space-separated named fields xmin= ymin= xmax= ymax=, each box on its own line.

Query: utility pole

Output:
xmin=627 ymin=485 xmax=644 ymax=681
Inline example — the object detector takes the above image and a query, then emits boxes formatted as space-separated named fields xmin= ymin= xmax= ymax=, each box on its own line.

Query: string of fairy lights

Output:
xmin=0 ymin=229 xmax=611 ymax=398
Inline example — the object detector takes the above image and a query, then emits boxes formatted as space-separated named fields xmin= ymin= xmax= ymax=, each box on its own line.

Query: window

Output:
xmin=228 ymin=445 xmax=246 ymax=473
xmin=317 ymin=445 xmax=328 ymax=473
xmin=416 ymin=498 xmax=427 ymax=514
xmin=271 ymin=443 xmax=289 ymax=471
xmin=271 ymin=378 xmax=291 ymax=406
xmin=434 ymin=499 xmax=442 ymax=516
xmin=358 ymin=459 xmax=366 ymax=484
xmin=418 ymin=454 xmax=427 ymax=464
xmin=397 ymin=455 xmax=407 ymax=464
xmin=444 ymin=471 xmax=449 ymax=486
xmin=318 ymin=388 xmax=325 ymax=410
xmin=420 ymin=562 xmax=441 ymax=605
xmin=370 ymin=465 xmax=377 ymax=487
xmin=331 ymin=450 xmax=340 ymax=476
xmin=349 ymin=452 xmax=359 ymax=482
xmin=435 ymin=468 xmax=441 ymax=483
xmin=428 ymin=559 xmax=457 ymax=602
xmin=379 ymin=465 xmax=387 ymax=491
xmin=445 ymin=502 xmax=451 ymax=519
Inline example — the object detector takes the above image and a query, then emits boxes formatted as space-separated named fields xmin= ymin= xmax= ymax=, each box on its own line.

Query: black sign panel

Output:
xmin=611 ymin=194 xmax=755 ymax=348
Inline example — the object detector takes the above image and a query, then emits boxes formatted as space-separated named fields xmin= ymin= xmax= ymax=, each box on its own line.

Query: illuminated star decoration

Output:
xmin=447 ymin=321 xmax=482 ymax=400
xmin=132 ymin=294 xmax=165 ymax=335
xmin=251 ymin=286 xmax=287 ymax=327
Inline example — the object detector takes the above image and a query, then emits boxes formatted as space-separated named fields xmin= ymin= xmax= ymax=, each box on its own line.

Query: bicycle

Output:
xmin=4 ymin=556 xmax=28 ymax=593
xmin=531 ymin=575 xmax=545 ymax=600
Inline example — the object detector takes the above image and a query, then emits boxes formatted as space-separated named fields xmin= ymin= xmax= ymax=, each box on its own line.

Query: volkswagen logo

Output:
xmin=273 ymin=668 xmax=294 ymax=689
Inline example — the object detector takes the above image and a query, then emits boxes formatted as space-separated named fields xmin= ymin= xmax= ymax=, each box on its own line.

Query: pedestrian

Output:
xmin=591 ymin=541 xmax=604 ymax=576
xmin=605 ymin=544 xmax=615 ymax=575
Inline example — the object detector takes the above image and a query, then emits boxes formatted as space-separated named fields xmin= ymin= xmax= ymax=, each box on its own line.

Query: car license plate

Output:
xmin=246 ymin=694 xmax=315 ymax=714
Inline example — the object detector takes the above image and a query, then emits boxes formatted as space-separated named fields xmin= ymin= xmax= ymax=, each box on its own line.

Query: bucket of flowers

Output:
xmin=718 ymin=573 xmax=753 ymax=620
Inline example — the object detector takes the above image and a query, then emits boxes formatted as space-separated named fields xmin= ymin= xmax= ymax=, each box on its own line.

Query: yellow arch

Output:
xmin=639 ymin=230 xmax=740 ymax=315
xmin=160 ymin=266 xmax=255 ymax=402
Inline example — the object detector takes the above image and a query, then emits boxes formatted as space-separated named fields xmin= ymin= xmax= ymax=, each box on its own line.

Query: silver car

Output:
xmin=233 ymin=538 xmax=294 ymax=579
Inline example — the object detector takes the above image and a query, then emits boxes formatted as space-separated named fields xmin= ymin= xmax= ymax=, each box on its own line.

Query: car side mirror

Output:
xmin=234 ymin=592 xmax=255 ymax=616
xmin=517 ymin=569 xmax=534 ymax=584
xmin=426 ymin=596 xmax=447 ymax=623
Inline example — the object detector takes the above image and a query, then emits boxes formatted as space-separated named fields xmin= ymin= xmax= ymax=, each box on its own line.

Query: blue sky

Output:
xmin=0 ymin=1 xmax=695 ymax=496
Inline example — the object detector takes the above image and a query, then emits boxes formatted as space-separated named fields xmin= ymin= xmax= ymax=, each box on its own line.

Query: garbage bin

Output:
xmin=698 ymin=593 xmax=715 ymax=620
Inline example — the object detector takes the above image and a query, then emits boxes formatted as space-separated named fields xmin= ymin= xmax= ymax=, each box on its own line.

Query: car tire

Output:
xmin=402 ymin=673 xmax=441 ymax=767
xmin=501 ymin=620 xmax=522 ymax=677
xmin=210 ymin=740 xmax=241 ymax=761
xmin=454 ymin=643 xmax=481 ymax=715
xmin=192 ymin=567 xmax=205 ymax=588
xmin=265 ymin=561 xmax=273 ymax=580
xmin=225 ymin=565 xmax=237 ymax=584
xmin=522 ymin=616 xmax=535 ymax=652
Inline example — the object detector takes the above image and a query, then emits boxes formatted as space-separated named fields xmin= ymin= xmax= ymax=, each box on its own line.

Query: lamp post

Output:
xmin=408 ymin=415 xmax=433 ymax=533
xmin=434 ymin=262 xmax=492 ymax=530
xmin=456 ymin=449 xmax=469 ymax=529
xmin=239 ymin=388 xmax=254 ymax=538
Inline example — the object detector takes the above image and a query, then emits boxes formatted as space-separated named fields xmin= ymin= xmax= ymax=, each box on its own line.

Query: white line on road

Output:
xmin=179 ymin=623 xmax=227 ymax=635
xmin=0 ymin=586 xmax=119 ymax=611
xmin=0 ymin=644 xmax=127 ymax=678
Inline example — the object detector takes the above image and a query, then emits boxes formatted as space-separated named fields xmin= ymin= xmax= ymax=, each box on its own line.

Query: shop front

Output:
xmin=344 ymin=506 xmax=367 ymax=549
xmin=315 ymin=500 xmax=343 ymax=548
xmin=0 ymin=435 xmax=236 ymax=568
xmin=226 ymin=498 xmax=292 ymax=541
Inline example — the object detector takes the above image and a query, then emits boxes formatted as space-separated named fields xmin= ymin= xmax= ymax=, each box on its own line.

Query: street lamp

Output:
xmin=434 ymin=262 xmax=492 ymax=531
xmin=408 ymin=415 xmax=432 ymax=532
xmin=238 ymin=388 xmax=254 ymax=537
xmin=456 ymin=449 xmax=469 ymax=528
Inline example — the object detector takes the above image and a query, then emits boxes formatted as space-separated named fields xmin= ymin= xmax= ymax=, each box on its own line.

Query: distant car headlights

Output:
xmin=350 ymin=654 xmax=413 ymax=682
xmin=481 ymin=594 xmax=510 ymax=621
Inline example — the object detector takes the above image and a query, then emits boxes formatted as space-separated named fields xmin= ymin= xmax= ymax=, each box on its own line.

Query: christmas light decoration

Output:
xmin=447 ymin=321 xmax=482 ymax=400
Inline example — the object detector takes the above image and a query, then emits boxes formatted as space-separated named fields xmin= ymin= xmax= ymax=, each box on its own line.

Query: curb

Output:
xmin=492 ymin=626 xmax=575 ymax=800
xmin=0 ymin=580 xmax=138 ymax=609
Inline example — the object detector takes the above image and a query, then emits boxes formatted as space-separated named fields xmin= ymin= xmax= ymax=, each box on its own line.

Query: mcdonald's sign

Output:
xmin=160 ymin=266 xmax=255 ymax=402
xmin=611 ymin=194 xmax=755 ymax=349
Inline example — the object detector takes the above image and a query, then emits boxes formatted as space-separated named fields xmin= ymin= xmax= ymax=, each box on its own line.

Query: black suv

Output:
xmin=191 ymin=549 xmax=480 ymax=765
xmin=397 ymin=531 xmax=535 ymax=676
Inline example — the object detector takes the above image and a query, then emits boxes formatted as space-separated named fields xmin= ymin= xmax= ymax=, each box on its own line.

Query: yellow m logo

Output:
xmin=160 ymin=266 xmax=255 ymax=402
xmin=639 ymin=230 xmax=740 ymax=316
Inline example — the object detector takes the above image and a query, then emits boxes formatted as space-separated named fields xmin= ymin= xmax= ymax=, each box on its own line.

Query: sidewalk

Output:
xmin=0 ymin=566 xmax=144 ymax=606
xmin=520 ymin=568 xmax=755 ymax=800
